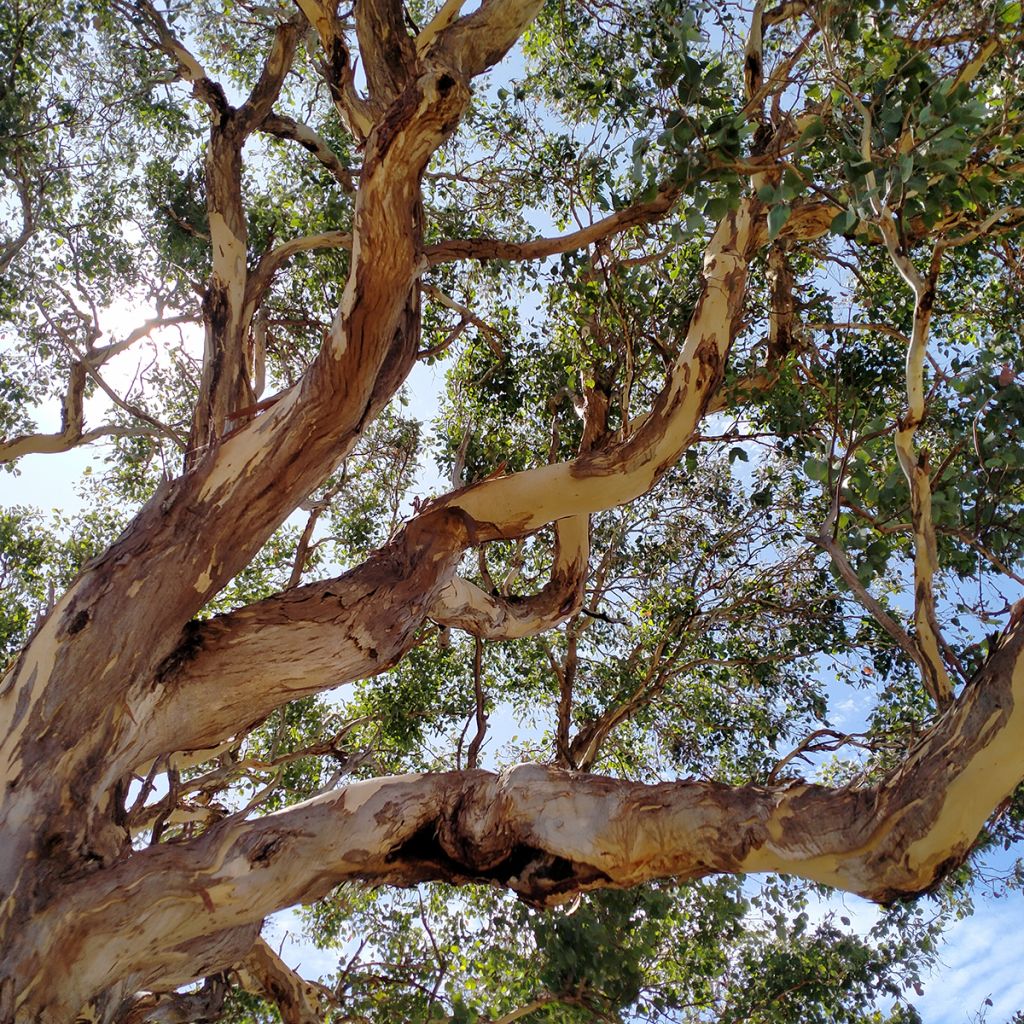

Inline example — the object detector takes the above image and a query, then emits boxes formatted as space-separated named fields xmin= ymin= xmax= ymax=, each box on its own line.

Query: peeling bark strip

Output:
xmin=11 ymin=623 xmax=1024 ymax=1019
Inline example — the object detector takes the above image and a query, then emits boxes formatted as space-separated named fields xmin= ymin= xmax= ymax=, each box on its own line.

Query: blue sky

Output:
xmin=917 ymin=895 xmax=1024 ymax=1023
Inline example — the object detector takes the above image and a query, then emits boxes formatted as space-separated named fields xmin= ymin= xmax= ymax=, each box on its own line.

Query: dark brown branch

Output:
xmin=425 ymin=189 xmax=680 ymax=265
xmin=354 ymin=0 xmax=417 ymax=109
xmin=236 ymin=14 xmax=305 ymax=138
xmin=260 ymin=113 xmax=356 ymax=191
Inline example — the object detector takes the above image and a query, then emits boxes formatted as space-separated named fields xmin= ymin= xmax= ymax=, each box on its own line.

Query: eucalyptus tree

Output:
xmin=3 ymin=0 xmax=1024 ymax=1021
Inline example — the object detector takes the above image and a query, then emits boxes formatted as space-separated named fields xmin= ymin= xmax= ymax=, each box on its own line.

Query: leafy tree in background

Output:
xmin=2 ymin=0 xmax=1024 ymax=1020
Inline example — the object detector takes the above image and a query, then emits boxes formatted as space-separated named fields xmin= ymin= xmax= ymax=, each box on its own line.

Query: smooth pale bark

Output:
xmin=113 ymin=199 xmax=757 ymax=769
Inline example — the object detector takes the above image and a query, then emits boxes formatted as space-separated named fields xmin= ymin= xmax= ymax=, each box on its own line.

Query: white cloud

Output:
xmin=916 ymin=899 xmax=1024 ymax=1024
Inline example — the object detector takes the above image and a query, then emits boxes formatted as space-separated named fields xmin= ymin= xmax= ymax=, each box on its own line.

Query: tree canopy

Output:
xmin=3 ymin=0 xmax=1024 ymax=1021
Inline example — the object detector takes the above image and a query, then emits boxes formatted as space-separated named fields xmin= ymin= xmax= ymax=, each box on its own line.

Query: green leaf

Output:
xmin=767 ymin=204 xmax=791 ymax=241
xmin=830 ymin=208 xmax=858 ymax=234
xmin=804 ymin=458 xmax=829 ymax=482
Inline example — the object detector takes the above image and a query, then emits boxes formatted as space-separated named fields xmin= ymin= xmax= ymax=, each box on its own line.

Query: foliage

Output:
xmin=4 ymin=0 xmax=1024 ymax=1021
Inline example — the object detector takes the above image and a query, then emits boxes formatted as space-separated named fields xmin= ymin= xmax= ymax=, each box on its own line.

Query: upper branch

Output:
xmin=430 ymin=0 xmax=544 ymax=78
xmin=426 ymin=188 xmax=679 ymax=265
xmin=115 ymin=1 xmax=229 ymax=116
xmin=424 ymin=199 xmax=764 ymax=540
xmin=259 ymin=114 xmax=356 ymax=191
xmin=245 ymin=230 xmax=352 ymax=313
xmin=235 ymin=13 xmax=305 ymax=138
xmin=0 ymin=159 xmax=35 ymax=276
xmin=354 ymin=0 xmax=417 ymax=109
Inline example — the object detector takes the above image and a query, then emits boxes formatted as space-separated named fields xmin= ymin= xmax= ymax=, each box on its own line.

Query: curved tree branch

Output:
xmin=19 ymin=622 xmax=1024 ymax=1019
xmin=0 ymin=158 xmax=35 ymax=276
xmin=245 ymin=230 xmax=353 ymax=313
xmin=428 ymin=515 xmax=589 ymax=640
xmin=260 ymin=113 xmax=356 ymax=192
xmin=237 ymin=937 xmax=335 ymax=1024
xmin=425 ymin=199 xmax=764 ymax=539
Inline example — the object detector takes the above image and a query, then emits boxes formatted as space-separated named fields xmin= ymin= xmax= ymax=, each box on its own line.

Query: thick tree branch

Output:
xmin=119 ymin=508 xmax=471 ymax=767
xmin=298 ymin=0 xmax=375 ymax=139
xmin=416 ymin=0 xmax=466 ymax=54
xmin=354 ymin=0 xmax=417 ymax=109
xmin=21 ymin=623 xmax=1024 ymax=1017
xmin=430 ymin=0 xmax=544 ymax=79
xmin=115 ymin=975 xmax=230 ymax=1024
xmin=236 ymin=14 xmax=305 ymax=137
xmin=0 ymin=41 xmax=480 ymax=890
xmin=428 ymin=515 xmax=589 ymax=639
xmin=187 ymin=15 xmax=304 ymax=457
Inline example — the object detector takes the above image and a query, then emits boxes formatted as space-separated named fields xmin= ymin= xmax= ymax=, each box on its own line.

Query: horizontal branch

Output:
xmin=0 ymin=360 xmax=163 ymax=464
xmin=0 ymin=422 xmax=160 ymax=464
xmin=29 ymin=621 xmax=1024 ymax=1013
xmin=425 ymin=188 xmax=679 ymax=265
